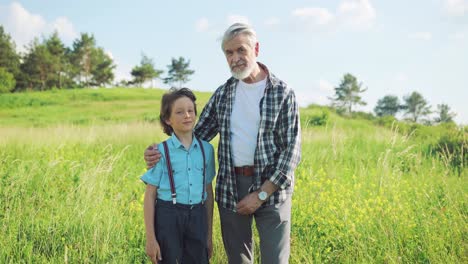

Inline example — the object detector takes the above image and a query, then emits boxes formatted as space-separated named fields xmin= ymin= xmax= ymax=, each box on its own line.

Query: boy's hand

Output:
xmin=144 ymin=143 xmax=161 ymax=169
xmin=146 ymin=239 xmax=162 ymax=264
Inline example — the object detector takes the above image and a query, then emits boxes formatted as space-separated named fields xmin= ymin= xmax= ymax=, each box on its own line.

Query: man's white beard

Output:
xmin=231 ymin=61 xmax=255 ymax=80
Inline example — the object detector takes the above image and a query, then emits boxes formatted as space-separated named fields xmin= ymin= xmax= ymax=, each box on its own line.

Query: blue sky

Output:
xmin=1 ymin=0 xmax=467 ymax=124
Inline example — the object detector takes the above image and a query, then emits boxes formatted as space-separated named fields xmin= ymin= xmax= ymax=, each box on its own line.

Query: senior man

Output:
xmin=144 ymin=23 xmax=301 ymax=264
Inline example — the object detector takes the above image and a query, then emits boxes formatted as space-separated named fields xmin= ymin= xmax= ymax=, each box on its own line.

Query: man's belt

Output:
xmin=234 ymin=166 xmax=255 ymax=176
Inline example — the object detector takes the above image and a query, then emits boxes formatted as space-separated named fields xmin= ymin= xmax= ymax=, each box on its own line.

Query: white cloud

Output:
xmin=444 ymin=0 xmax=468 ymax=17
xmin=296 ymin=92 xmax=329 ymax=107
xmin=195 ymin=17 xmax=210 ymax=32
xmin=51 ymin=17 xmax=78 ymax=40
xmin=337 ymin=0 xmax=376 ymax=30
xmin=318 ymin=79 xmax=334 ymax=92
xmin=295 ymin=80 xmax=335 ymax=107
xmin=264 ymin=17 xmax=280 ymax=26
xmin=292 ymin=8 xmax=334 ymax=25
xmin=227 ymin=15 xmax=250 ymax=25
xmin=409 ymin=32 xmax=432 ymax=40
xmin=450 ymin=31 xmax=466 ymax=40
xmin=0 ymin=2 xmax=78 ymax=51
xmin=291 ymin=0 xmax=376 ymax=31
xmin=395 ymin=73 xmax=408 ymax=82
xmin=112 ymin=59 xmax=132 ymax=83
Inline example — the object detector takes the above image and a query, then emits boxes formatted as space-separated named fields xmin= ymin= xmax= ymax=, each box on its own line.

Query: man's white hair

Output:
xmin=221 ymin=23 xmax=257 ymax=51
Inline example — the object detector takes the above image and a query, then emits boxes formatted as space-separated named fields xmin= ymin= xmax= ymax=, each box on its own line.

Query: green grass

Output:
xmin=0 ymin=88 xmax=466 ymax=263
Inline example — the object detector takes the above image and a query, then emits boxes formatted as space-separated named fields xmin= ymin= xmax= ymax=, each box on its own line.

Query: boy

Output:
xmin=141 ymin=88 xmax=215 ymax=264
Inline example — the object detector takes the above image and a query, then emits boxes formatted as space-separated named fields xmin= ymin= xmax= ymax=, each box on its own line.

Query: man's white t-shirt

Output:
xmin=230 ymin=78 xmax=267 ymax=166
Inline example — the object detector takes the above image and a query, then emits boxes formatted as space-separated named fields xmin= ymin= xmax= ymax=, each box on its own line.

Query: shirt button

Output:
xmin=188 ymin=168 xmax=190 ymax=171
xmin=190 ymin=183 xmax=192 ymax=186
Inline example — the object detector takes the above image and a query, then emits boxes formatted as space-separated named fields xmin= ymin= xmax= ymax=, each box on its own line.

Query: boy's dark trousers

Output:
xmin=155 ymin=199 xmax=209 ymax=264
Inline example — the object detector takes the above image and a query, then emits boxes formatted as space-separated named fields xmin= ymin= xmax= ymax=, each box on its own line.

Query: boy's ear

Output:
xmin=165 ymin=119 xmax=171 ymax=126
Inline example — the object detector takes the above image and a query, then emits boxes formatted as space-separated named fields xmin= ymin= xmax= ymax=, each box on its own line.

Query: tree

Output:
xmin=330 ymin=73 xmax=367 ymax=114
xmin=19 ymin=39 xmax=55 ymax=91
xmin=0 ymin=26 xmax=20 ymax=87
xmin=401 ymin=91 xmax=431 ymax=123
xmin=131 ymin=54 xmax=163 ymax=87
xmin=70 ymin=33 xmax=95 ymax=85
xmin=70 ymin=33 xmax=115 ymax=87
xmin=0 ymin=67 xmax=16 ymax=93
xmin=163 ymin=57 xmax=195 ymax=88
xmin=45 ymin=31 xmax=72 ymax=89
xmin=434 ymin=104 xmax=456 ymax=123
xmin=374 ymin=95 xmax=401 ymax=117
xmin=90 ymin=47 xmax=115 ymax=86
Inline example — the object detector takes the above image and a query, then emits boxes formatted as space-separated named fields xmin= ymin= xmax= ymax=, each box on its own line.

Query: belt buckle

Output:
xmin=243 ymin=165 xmax=252 ymax=176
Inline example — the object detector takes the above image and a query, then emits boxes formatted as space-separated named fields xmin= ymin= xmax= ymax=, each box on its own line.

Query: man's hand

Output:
xmin=144 ymin=143 xmax=161 ymax=169
xmin=236 ymin=191 xmax=263 ymax=215
xmin=146 ymin=238 xmax=162 ymax=264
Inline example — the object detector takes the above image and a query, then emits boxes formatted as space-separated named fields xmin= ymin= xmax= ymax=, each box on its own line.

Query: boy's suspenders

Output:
xmin=197 ymin=138 xmax=207 ymax=204
xmin=162 ymin=138 xmax=206 ymax=205
xmin=162 ymin=141 xmax=176 ymax=204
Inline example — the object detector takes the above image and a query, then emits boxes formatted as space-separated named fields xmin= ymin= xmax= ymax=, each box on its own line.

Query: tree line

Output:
xmin=0 ymin=26 xmax=194 ymax=93
xmin=0 ymin=26 xmax=458 ymax=125
xmin=329 ymin=73 xmax=457 ymax=124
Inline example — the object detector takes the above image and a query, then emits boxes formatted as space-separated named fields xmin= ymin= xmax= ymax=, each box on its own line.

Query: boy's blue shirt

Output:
xmin=141 ymin=133 xmax=216 ymax=205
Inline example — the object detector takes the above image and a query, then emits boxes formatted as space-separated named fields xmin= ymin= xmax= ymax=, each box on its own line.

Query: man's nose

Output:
xmin=231 ymin=52 xmax=240 ymax=63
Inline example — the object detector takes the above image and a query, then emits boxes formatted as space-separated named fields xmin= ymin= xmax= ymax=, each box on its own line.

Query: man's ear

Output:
xmin=255 ymin=42 xmax=259 ymax=56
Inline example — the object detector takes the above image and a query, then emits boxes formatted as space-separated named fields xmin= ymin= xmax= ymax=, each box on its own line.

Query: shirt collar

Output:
xmin=169 ymin=133 xmax=199 ymax=150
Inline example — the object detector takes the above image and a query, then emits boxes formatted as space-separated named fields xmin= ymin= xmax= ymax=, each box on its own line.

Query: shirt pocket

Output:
xmin=194 ymin=164 xmax=207 ymax=184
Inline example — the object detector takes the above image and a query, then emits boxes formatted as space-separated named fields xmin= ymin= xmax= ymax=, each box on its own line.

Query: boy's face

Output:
xmin=165 ymin=96 xmax=196 ymax=135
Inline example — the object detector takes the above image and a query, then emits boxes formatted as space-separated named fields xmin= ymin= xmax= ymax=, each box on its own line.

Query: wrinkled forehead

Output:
xmin=222 ymin=31 xmax=256 ymax=50
xmin=223 ymin=34 xmax=255 ymax=51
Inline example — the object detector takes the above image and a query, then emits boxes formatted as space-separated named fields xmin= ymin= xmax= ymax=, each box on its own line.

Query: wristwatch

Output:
xmin=258 ymin=190 xmax=268 ymax=202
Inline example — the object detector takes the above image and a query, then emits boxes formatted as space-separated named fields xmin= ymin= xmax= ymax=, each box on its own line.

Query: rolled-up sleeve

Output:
xmin=268 ymin=89 xmax=301 ymax=189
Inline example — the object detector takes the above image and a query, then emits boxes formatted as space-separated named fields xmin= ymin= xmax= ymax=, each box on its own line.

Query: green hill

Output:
xmin=0 ymin=88 xmax=212 ymax=127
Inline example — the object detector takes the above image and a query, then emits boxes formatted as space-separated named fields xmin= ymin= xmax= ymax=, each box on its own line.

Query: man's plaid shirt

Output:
xmin=194 ymin=62 xmax=301 ymax=212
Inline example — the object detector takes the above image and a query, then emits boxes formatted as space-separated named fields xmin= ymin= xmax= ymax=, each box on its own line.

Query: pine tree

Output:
xmin=374 ymin=95 xmax=401 ymax=117
xmin=131 ymin=54 xmax=163 ymax=87
xmin=401 ymin=91 xmax=431 ymax=123
xmin=330 ymin=73 xmax=367 ymax=114
xmin=163 ymin=57 xmax=195 ymax=88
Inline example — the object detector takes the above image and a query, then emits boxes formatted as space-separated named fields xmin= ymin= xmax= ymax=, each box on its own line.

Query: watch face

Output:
xmin=258 ymin=191 xmax=268 ymax=201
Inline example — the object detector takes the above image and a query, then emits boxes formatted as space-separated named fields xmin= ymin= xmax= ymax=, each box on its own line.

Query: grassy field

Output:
xmin=0 ymin=88 xmax=466 ymax=263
